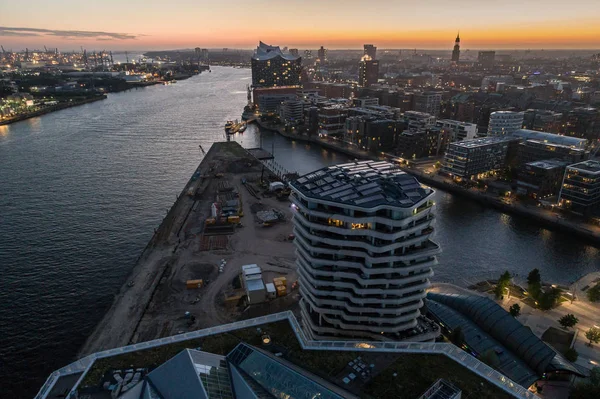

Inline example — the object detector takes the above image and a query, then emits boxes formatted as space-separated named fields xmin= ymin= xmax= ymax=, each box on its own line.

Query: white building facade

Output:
xmin=290 ymin=161 xmax=440 ymax=341
xmin=436 ymin=119 xmax=477 ymax=142
xmin=487 ymin=111 xmax=524 ymax=137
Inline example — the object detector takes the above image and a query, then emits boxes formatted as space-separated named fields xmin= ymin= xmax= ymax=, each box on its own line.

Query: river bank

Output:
xmin=77 ymin=142 xmax=219 ymax=356
xmin=251 ymin=119 xmax=600 ymax=246
xmin=0 ymin=95 xmax=107 ymax=126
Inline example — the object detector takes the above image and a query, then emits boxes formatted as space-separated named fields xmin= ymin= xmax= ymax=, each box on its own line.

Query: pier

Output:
xmin=78 ymin=141 xmax=300 ymax=356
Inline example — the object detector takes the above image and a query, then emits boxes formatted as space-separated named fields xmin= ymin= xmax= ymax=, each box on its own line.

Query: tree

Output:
xmin=570 ymin=367 xmax=600 ymax=399
xmin=564 ymin=348 xmax=579 ymax=362
xmin=509 ymin=303 xmax=521 ymax=317
xmin=538 ymin=287 xmax=562 ymax=310
xmin=586 ymin=327 xmax=600 ymax=346
xmin=527 ymin=269 xmax=542 ymax=300
xmin=450 ymin=327 xmax=465 ymax=347
xmin=587 ymin=283 xmax=600 ymax=303
xmin=495 ymin=271 xmax=512 ymax=299
xmin=527 ymin=268 xmax=541 ymax=285
xmin=558 ymin=314 xmax=579 ymax=329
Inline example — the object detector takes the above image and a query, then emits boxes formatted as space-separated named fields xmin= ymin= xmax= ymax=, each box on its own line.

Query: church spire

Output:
xmin=452 ymin=31 xmax=461 ymax=63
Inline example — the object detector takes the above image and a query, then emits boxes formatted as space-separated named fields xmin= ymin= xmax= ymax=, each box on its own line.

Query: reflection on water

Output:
xmin=0 ymin=66 xmax=598 ymax=397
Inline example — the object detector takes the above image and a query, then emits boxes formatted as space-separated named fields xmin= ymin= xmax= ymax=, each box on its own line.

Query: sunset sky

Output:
xmin=2 ymin=0 xmax=600 ymax=50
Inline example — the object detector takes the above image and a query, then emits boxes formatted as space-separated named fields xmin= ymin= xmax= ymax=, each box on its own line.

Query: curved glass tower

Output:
xmin=290 ymin=161 xmax=441 ymax=341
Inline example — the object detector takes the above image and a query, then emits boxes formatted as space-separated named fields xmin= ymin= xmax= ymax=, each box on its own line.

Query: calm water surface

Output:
xmin=0 ymin=67 xmax=597 ymax=397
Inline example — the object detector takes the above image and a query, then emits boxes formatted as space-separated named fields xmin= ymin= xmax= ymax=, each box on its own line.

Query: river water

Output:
xmin=0 ymin=66 xmax=598 ymax=397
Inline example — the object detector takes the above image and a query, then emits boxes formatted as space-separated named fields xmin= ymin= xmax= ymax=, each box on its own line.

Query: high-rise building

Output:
xmin=487 ymin=111 xmax=524 ymax=136
xmin=559 ymin=160 xmax=600 ymax=214
xmin=289 ymin=48 xmax=299 ymax=57
xmin=317 ymin=46 xmax=327 ymax=63
xmin=358 ymin=56 xmax=379 ymax=87
xmin=364 ymin=44 xmax=377 ymax=60
xmin=290 ymin=161 xmax=440 ymax=341
xmin=478 ymin=51 xmax=496 ymax=69
xmin=451 ymin=32 xmax=460 ymax=62
xmin=413 ymin=92 xmax=442 ymax=117
xmin=251 ymin=41 xmax=302 ymax=88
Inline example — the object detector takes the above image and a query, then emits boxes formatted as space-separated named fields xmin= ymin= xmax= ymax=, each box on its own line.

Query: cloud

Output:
xmin=0 ymin=26 xmax=140 ymax=40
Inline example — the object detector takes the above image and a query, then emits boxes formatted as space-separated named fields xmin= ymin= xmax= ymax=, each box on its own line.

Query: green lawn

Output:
xmin=362 ymin=354 xmax=513 ymax=399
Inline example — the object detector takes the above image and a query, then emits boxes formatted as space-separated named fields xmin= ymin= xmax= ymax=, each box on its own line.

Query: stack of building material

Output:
xmin=186 ymin=279 xmax=204 ymax=289
xmin=273 ymin=277 xmax=287 ymax=297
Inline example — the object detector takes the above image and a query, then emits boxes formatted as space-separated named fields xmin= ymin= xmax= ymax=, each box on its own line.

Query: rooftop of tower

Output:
xmin=252 ymin=41 xmax=300 ymax=61
xmin=291 ymin=160 xmax=433 ymax=208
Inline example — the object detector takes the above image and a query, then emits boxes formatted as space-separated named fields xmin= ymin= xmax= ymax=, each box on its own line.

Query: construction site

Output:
xmin=80 ymin=142 xmax=301 ymax=355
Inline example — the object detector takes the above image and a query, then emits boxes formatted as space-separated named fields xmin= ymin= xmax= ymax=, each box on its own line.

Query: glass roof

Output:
xmin=227 ymin=343 xmax=345 ymax=399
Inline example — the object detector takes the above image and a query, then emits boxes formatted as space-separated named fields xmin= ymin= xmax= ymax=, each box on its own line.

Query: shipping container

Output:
xmin=186 ymin=279 xmax=204 ymax=289
xmin=276 ymin=285 xmax=287 ymax=297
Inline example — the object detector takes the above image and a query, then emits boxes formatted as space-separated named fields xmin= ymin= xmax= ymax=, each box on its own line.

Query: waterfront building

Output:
xmin=413 ymin=91 xmax=442 ymax=117
xmin=435 ymin=119 xmax=477 ymax=142
xmin=442 ymin=137 xmax=517 ymax=179
xmin=36 ymin=311 xmax=533 ymax=399
xmin=451 ymin=33 xmax=460 ymax=63
xmin=487 ymin=111 xmax=524 ymax=137
xmin=252 ymin=87 xmax=297 ymax=113
xmin=364 ymin=44 xmax=377 ymax=60
xmin=279 ymin=99 xmax=304 ymax=125
xmin=358 ymin=56 xmax=379 ymax=87
xmin=289 ymin=48 xmax=299 ymax=57
xmin=251 ymin=41 xmax=302 ymax=88
xmin=516 ymin=160 xmax=569 ymax=199
xmin=397 ymin=128 xmax=449 ymax=159
xmin=318 ymin=105 xmax=348 ymax=136
xmin=478 ymin=51 xmax=496 ymax=69
xmin=559 ymin=160 xmax=600 ymax=214
xmin=290 ymin=161 xmax=441 ymax=341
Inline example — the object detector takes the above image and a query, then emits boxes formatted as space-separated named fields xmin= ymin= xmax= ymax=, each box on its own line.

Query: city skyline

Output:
xmin=3 ymin=0 xmax=600 ymax=50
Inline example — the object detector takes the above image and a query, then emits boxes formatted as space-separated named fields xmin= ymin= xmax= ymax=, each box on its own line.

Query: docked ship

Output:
xmin=224 ymin=120 xmax=246 ymax=135
xmin=224 ymin=120 xmax=234 ymax=134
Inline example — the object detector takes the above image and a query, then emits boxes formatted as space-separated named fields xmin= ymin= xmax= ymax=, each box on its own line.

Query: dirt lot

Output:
xmin=132 ymin=148 xmax=300 ymax=343
xmin=80 ymin=142 xmax=301 ymax=355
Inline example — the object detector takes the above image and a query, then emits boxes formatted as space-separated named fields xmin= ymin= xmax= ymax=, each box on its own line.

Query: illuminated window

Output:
xmin=328 ymin=219 xmax=344 ymax=227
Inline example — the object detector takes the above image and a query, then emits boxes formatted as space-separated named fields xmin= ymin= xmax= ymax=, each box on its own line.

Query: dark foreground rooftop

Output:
xmin=36 ymin=311 xmax=535 ymax=399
